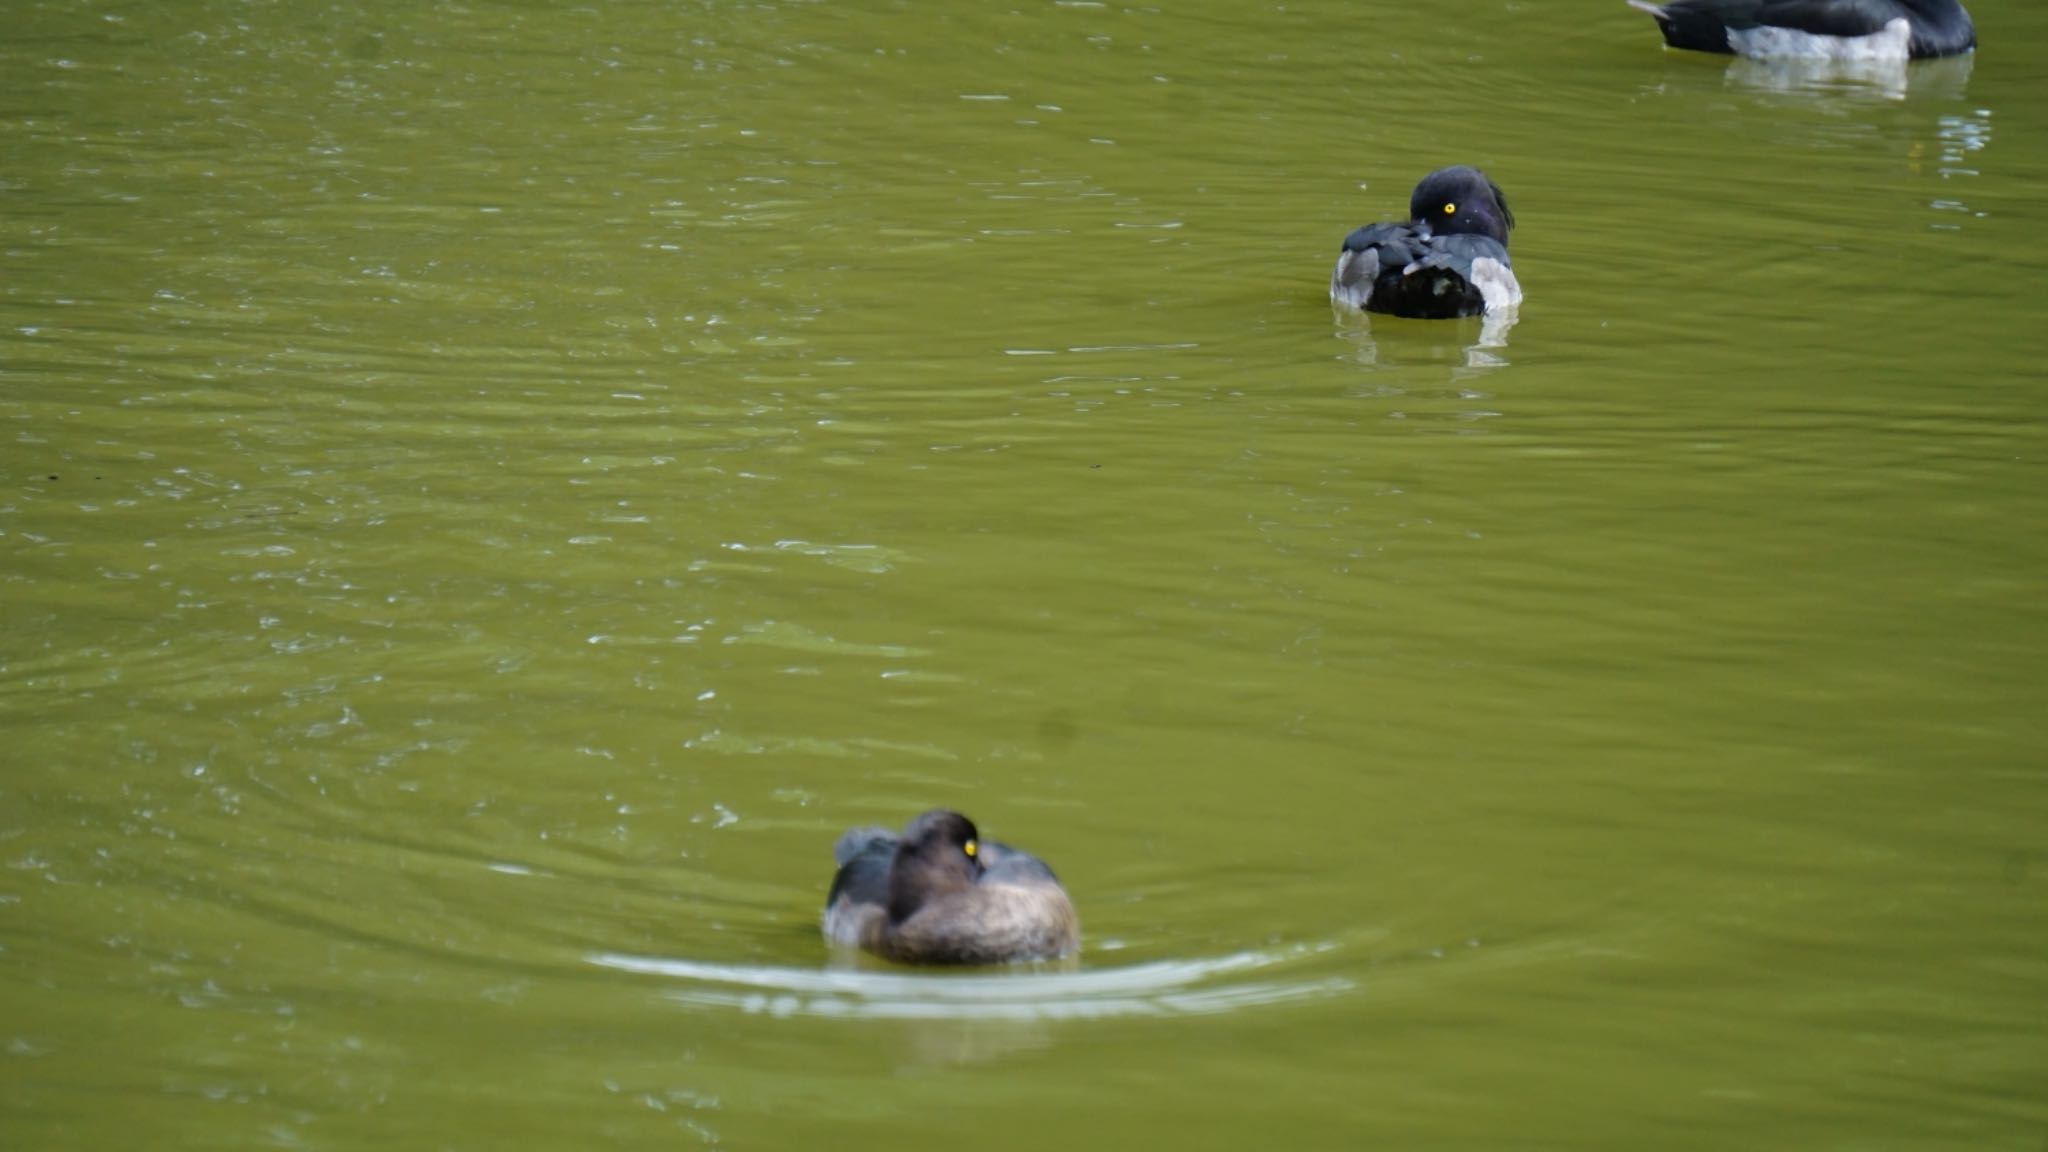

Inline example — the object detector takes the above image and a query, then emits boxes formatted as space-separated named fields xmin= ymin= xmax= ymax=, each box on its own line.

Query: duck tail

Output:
xmin=1625 ymin=0 xmax=1669 ymax=17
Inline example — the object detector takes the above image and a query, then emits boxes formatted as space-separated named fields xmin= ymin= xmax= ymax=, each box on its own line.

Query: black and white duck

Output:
xmin=1627 ymin=0 xmax=1975 ymax=60
xmin=1329 ymin=166 xmax=1521 ymax=320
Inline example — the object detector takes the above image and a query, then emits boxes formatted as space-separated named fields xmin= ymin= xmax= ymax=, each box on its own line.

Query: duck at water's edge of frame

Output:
xmin=1627 ymin=0 xmax=1975 ymax=60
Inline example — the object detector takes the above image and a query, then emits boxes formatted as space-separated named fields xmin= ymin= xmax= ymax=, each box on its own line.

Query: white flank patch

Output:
xmin=1469 ymin=257 xmax=1523 ymax=313
xmin=1728 ymin=16 xmax=1911 ymax=60
xmin=1329 ymin=249 xmax=1379 ymax=311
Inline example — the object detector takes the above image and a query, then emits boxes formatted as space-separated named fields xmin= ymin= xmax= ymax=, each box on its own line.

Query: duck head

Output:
xmin=886 ymin=809 xmax=984 ymax=922
xmin=1408 ymin=166 xmax=1514 ymax=247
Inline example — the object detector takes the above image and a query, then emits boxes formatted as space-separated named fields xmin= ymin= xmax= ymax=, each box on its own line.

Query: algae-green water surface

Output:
xmin=4 ymin=1 xmax=2045 ymax=1147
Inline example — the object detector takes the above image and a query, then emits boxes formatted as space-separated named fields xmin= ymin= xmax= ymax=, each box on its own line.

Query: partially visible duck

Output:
xmin=1330 ymin=166 xmax=1521 ymax=320
xmin=822 ymin=809 xmax=1079 ymax=966
xmin=1627 ymin=0 xmax=1975 ymax=60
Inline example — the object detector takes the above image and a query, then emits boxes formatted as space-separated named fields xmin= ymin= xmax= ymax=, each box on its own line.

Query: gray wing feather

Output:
xmin=833 ymin=826 xmax=894 ymax=866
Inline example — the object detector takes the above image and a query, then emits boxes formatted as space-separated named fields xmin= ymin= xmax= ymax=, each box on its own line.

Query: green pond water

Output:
xmin=4 ymin=0 xmax=2045 ymax=1147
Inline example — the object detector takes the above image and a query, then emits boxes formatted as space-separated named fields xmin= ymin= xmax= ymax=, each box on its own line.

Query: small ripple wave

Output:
xmin=588 ymin=946 xmax=1351 ymax=1020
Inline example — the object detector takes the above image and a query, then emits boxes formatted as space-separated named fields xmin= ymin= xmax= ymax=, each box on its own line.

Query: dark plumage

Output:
xmin=1627 ymin=0 xmax=1975 ymax=59
xmin=1330 ymin=166 xmax=1522 ymax=320
xmin=822 ymin=809 xmax=1079 ymax=966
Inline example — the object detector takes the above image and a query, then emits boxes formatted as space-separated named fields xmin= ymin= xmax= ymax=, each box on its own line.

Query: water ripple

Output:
xmin=588 ymin=947 xmax=1351 ymax=1020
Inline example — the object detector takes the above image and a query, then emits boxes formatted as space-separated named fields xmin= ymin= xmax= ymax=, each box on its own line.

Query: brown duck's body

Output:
xmin=822 ymin=811 xmax=1080 ymax=966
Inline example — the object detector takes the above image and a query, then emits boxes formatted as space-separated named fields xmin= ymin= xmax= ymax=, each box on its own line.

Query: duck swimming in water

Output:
xmin=1330 ymin=166 xmax=1521 ymax=320
xmin=1627 ymin=0 xmax=1975 ymax=60
xmin=822 ymin=809 xmax=1079 ymax=965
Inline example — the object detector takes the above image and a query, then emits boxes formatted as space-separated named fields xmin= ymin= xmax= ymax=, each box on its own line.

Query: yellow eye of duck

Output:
xmin=964 ymin=840 xmax=977 ymax=858
xmin=1443 ymin=202 xmax=1457 ymax=215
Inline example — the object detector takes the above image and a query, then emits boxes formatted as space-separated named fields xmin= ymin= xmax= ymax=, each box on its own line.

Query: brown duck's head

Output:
xmin=886 ymin=808 xmax=983 ymax=922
